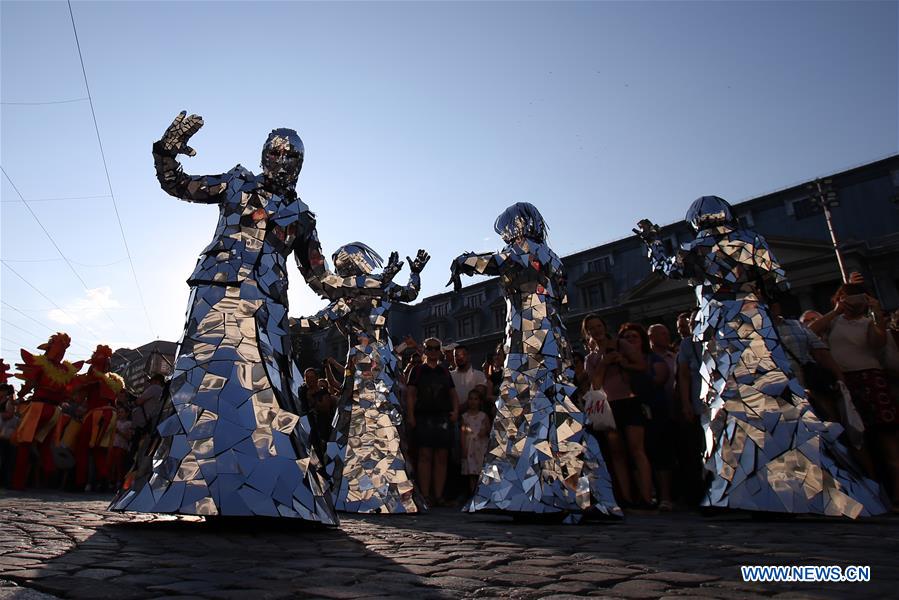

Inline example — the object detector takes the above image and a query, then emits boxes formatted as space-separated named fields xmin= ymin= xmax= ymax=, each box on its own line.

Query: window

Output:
xmin=464 ymin=293 xmax=484 ymax=308
xmin=581 ymin=283 xmax=607 ymax=307
xmin=424 ymin=324 xmax=442 ymax=339
xmin=785 ymin=197 xmax=821 ymax=220
xmin=736 ymin=211 xmax=754 ymax=228
xmin=431 ymin=303 xmax=448 ymax=317
xmin=587 ymin=255 xmax=613 ymax=273
xmin=493 ymin=307 xmax=506 ymax=330
xmin=457 ymin=315 xmax=477 ymax=338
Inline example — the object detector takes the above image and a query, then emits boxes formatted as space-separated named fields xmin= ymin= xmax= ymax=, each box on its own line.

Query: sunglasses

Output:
xmin=425 ymin=345 xmax=441 ymax=351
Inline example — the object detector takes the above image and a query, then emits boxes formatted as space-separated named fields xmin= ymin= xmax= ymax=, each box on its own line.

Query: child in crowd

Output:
xmin=460 ymin=388 xmax=491 ymax=493
xmin=108 ymin=405 xmax=133 ymax=489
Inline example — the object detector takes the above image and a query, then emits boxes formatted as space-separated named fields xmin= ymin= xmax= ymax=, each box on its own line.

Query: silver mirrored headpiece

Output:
xmin=333 ymin=242 xmax=383 ymax=276
xmin=685 ymin=195 xmax=734 ymax=231
xmin=494 ymin=202 xmax=548 ymax=243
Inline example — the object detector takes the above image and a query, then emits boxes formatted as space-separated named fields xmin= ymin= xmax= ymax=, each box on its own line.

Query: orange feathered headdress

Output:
xmin=37 ymin=332 xmax=71 ymax=352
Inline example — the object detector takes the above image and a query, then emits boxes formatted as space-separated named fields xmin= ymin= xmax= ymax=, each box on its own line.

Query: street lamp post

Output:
xmin=808 ymin=178 xmax=847 ymax=283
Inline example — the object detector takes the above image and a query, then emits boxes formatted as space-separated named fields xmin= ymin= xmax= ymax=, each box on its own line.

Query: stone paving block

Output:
xmin=484 ymin=572 xmax=555 ymax=586
xmin=71 ymin=568 xmax=124 ymax=580
xmin=423 ymin=575 xmax=486 ymax=592
xmin=30 ymin=576 xmax=149 ymax=600
xmin=204 ymin=590 xmax=294 ymax=600
xmin=559 ymin=571 xmax=631 ymax=585
xmin=636 ymin=571 xmax=721 ymax=584
xmin=0 ymin=561 xmax=41 ymax=569
xmin=435 ymin=568 xmax=491 ymax=581
xmin=538 ymin=582 xmax=597 ymax=595
xmin=397 ymin=564 xmax=450 ymax=576
xmin=299 ymin=585 xmax=381 ymax=599
xmin=147 ymin=580 xmax=224 ymax=594
xmin=610 ymin=579 xmax=673 ymax=599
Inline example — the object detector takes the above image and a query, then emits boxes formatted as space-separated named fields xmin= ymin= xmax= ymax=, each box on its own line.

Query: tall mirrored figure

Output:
xmin=635 ymin=196 xmax=886 ymax=517
xmin=451 ymin=203 xmax=621 ymax=523
xmin=110 ymin=112 xmax=391 ymax=522
xmin=295 ymin=245 xmax=429 ymax=513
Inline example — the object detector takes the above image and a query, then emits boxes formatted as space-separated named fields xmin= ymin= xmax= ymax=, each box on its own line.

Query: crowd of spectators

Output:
xmin=0 ymin=372 xmax=165 ymax=494
xmin=570 ymin=272 xmax=899 ymax=513
xmin=2 ymin=274 xmax=897 ymax=514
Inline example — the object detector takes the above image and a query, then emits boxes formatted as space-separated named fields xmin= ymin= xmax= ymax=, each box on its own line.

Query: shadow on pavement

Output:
xmin=0 ymin=492 xmax=451 ymax=600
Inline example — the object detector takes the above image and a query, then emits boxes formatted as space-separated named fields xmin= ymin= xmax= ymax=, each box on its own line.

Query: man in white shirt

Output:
xmin=451 ymin=345 xmax=487 ymax=412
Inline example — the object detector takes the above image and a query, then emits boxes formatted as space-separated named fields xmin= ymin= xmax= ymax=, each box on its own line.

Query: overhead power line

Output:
xmin=1 ymin=261 xmax=105 ymax=341
xmin=1 ymin=166 xmax=120 ymax=329
xmin=67 ymin=0 xmax=156 ymax=339
xmin=1 ymin=97 xmax=89 ymax=106
xmin=2 ymin=318 xmax=44 ymax=339
xmin=0 ymin=193 xmax=110 ymax=203
xmin=1 ymin=301 xmax=94 ymax=352
xmin=0 ymin=257 xmax=128 ymax=267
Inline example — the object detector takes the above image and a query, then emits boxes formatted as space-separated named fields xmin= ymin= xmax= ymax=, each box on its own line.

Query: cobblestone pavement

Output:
xmin=0 ymin=491 xmax=896 ymax=599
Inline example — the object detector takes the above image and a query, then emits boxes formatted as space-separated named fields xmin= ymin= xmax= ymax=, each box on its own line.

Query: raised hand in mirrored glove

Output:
xmin=160 ymin=110 xmax=204 ymax=157
xmin=632 ymin=219 xmax=660 ymax=241
xmin=447 ymin=255 xmax=468 ymax=292
xmin=381 ymin=251 xmax=404 ymax=282
xmin=408 ymin=249 xmax=430 ymax=274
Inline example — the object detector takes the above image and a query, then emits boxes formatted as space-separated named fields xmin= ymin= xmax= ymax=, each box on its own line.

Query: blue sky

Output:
xmin=1 ymin=0 xmax=897 ymax=365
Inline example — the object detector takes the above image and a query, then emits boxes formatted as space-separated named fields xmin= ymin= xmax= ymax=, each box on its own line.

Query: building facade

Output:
xmin=305 ymin=155 xmax=899 ymax=367
xmin=111 ymin=340 xmax=177 ymax=393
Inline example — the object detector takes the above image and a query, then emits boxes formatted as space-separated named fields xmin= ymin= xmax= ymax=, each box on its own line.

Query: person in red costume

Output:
xmin=0 ymin=359 xmax=11 ymax=385
xmin=70 ymin=345 xmax=124 ymax=491
xmin=11 ymin=333 xmax=83 ymax=489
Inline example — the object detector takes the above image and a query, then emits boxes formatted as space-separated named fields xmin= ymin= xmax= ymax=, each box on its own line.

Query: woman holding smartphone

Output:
xmin=810 ymin=282 xmax=899 ymax=510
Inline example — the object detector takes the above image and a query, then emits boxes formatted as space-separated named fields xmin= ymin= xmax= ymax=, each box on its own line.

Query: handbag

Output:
xmin=583 ymin=386 xmax=616 ymax=432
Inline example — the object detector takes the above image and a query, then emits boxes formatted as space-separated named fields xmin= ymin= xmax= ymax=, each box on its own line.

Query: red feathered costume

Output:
xmin=0 ymin=359 xmax=10 ymax=385
xmin=71 ymin=345 xmax=123 ymax=489
xmin=11 ymin=333 xmax=82 ymax=489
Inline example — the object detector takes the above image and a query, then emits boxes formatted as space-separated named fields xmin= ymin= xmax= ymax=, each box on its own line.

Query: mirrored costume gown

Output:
xmin=642 ymin=221 xmax=886 ymax=517
xmin=454 ymin=240 xmax=621 ymax=522
xmin=298 ymin=273 xmax=423 ymax=513
xmin=110 ymin=144 xmax=389 ymax=523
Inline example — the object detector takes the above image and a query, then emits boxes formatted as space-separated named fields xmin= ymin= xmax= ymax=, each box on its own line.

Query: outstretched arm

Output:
xmin=153 ymin=111 xmax=229 ymax=204
xmin=634 ymin=219 xmax=689 ymax=279
xmin=291 ymin=299 xmax=349 ymax=332
xmin=389 ymin=250 xmax=429 ymax=302
xmin=293 ymin=215 xmax=401 ymax=299
xmin=751 ymin=233 xmax=790 ymax=299
xmin=448 ymin=251 xmax=506 ymax=291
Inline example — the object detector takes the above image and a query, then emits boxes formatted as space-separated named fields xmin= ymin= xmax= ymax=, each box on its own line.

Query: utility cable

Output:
xmin=1 ymin=261 xmax=105 ymax=341
xmin=1 ymin=301 xmax=94 ymax=352
xmin=0 ymin=193 xmax=110 ymax=203
xmin=1 ymin=97 xmax=89 ymax=105
xmin=67 ymin=0 xmax=156 ymax=338
xmin=1 ymin=165 xmax=120 ymax=329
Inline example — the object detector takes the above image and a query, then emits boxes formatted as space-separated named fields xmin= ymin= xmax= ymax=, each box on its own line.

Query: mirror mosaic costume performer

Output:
xmin=295 ymin=245 xmax=429 ymax=513
xmin=110 ymin=113 xmax=393 ymax=523
xmin=451 ymin=203 xmax=621 ymax=523
xmin=11 ymin=333 xmax=83 ymax=490
xmin=636 ymin=196 xmax=886 ymax=517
